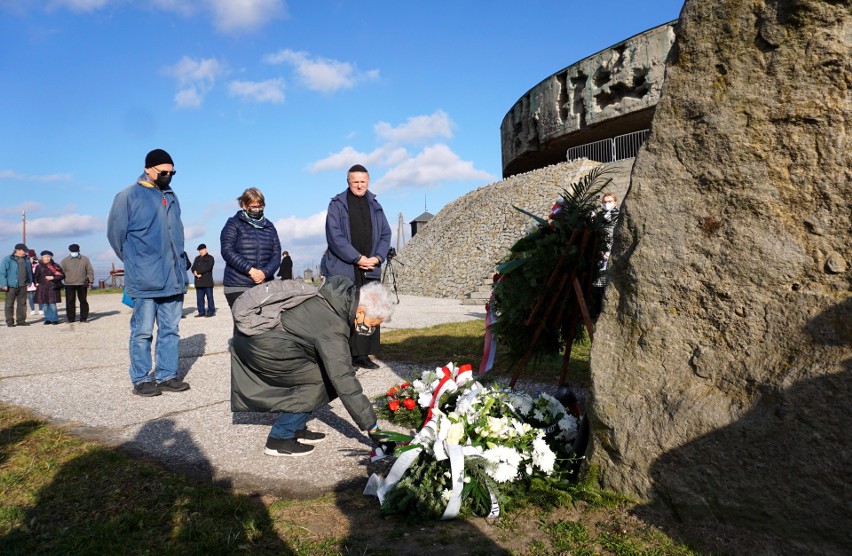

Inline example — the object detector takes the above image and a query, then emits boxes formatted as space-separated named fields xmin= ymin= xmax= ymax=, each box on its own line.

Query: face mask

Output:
xmin=246 ymin=209 xmax=264 ymax=220
xmin=71 ymin=253 xmax=79 ymax=258
xmin=154 ymin=174 xmax=172 ymax=189
xmin=603 ymin=202 xmax=615 ymax=211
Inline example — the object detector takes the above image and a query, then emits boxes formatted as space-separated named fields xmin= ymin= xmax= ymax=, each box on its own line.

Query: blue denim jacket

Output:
xmin=107 ymin=176 xmax=187 ymax=298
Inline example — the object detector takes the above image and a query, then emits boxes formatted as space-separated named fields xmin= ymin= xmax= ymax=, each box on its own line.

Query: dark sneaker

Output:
xmin=295 ymin=429 xmax=327 ymax=444
xmin=133 ymin=382 xmax=161 ymax=397
xmin=353 ymin=356 xmax=380 ymax=369
xmin=16 ymin=322 xmax=30 ymax=326
xmin=205 ymin=312 xmax=216 ymax=317
xmin=194 ymin=313 xmax=205 ymax=318
xmin=158 ymin=378 xmax=190 ymax=392
xmin=264 ymin=437 xmax=314 ymax=457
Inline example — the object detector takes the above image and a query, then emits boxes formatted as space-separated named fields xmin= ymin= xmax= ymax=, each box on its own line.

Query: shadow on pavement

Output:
xmin=1 ymin=416 xmax=293 ymax=554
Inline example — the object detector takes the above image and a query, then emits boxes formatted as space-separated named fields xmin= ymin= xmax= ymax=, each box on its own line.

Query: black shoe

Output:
xmin=68 ymin=320 xmax=76 ymax=323
xmin=43 ymin=321 xmax=50 ymax=326
xmin=133 ymin=382 xmax=161 ymax=397
xmin=6 ymin=323 xmax=13 ymax=327
xmin=79 ymin=320 xmax=87 ymax=323
xmin=194 ymin=313 xmax=205 ymax=318
xmin=264 ymin=437 xmax=314 ymax=457
xmin=295 ymin=429 xmax=327 ymax=444
xmin=205 ymin=312 xmax=216 ymax=317
xmin=51 ymin=321 xmax=59 ymax=325
xmin=16 ymin=322 xmax=30 ymax=326
xmin=158 ymin=377 xmax=190 ymax=392
xmin=353 ymin=356 xmax=380 ymax=369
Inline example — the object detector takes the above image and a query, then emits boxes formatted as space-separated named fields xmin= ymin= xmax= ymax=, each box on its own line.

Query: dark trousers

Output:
xmin=195 ymin=287 xmax=215 ymax=315
xmin=65 ymin=285 xmax=89 ymax=322
xmin=4 ymin=286 xmax=27 ymax=325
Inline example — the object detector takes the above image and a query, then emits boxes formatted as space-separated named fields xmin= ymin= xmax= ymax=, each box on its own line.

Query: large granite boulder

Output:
xmin=589 ymin=0 xmax=851 ymax=550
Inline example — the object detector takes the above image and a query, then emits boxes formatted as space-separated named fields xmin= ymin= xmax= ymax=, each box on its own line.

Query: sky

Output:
xmin=1 ymin=0 xmax=685 ymax=281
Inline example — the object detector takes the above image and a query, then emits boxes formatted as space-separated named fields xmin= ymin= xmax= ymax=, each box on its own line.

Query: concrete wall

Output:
xmin=501 ymin=21 xmax=676 ymax=177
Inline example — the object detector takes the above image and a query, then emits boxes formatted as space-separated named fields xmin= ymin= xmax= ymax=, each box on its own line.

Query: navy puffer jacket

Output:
xmin=220 ymin=211 xmax=282 ymax=288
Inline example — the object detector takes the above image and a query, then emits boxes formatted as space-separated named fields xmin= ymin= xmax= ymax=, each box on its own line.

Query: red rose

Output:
xmin=388 ymin=400 xmax=400 ymax=412
xmin=403 ymin=398 xmax=416 ymax=410
xmin=400 ymin=382 xmax=410 ymax=388
xmin=387 ymin=387 xmax=398 ymax=396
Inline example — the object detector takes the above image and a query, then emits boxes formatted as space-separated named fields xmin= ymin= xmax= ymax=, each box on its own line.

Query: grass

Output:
xmin=0 ymin=318 xmax=714 ymax=554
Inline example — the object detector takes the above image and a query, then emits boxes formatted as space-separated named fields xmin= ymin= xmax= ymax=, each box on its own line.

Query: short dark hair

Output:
xmin=347 ymin=164 xmax=368 ymax=174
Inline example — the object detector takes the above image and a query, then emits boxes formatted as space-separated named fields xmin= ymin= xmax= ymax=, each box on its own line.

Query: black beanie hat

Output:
xmin=69 ymin=244 xmax=80 ymax=252
xmin=145 ymin=149 xmax=174 ymax=168
xmin=197 ymin=244 xmax=206 ymax=250
xmin=40 ymin=250 xmax=53 ymax=257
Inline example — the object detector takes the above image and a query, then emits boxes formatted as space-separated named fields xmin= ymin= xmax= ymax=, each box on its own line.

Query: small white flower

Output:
xmin=532 ymin=436 xmax=556 ymax=474
xmin=441 ymin=488 xmax=453 ymax=502
xmin=556 ymin=414 xmax=578 ymax=441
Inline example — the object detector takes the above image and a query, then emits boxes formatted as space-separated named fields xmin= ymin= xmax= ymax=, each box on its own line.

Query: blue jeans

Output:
xmin=28 ymin=291 xmax=35 ymax=311
xmin=43 ymin=303 xmax=58 ymax=322
xmin=195 ymin=287 xmax=215 ymax=315
xmin=270 ymin=412 xmax=310 ymax=440
xmin=128 ymin=295 xmax=182 ymax=385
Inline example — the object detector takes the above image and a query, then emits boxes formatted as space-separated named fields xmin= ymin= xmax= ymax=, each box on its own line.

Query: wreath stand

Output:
xmin=506 ymin=225 xmax=600 ymax=477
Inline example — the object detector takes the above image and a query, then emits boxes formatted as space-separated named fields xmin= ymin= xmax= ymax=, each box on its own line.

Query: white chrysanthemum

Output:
xmin=491 ymin=462 xmax=518 ymax=483
xmin=482 ymin=416 xmax=510 ymax=439
xmin=482 ymin=446 xmax=523 ymax=483
xmin=441 ymin=488 xmax=453 ymax=502
xmin=533 ymin=409 xmax=545 ymax=422
xmin=507 ymin=393 xmax=533 ymax=416
xmin=418 ymin=390 xmax=433 ymax=408
xmin=532 ymin=436 xmax=556 ymax=474
xmin=526 ymin=464 xmax=533 ymax=475
xmin=556 ymin=414 xmax=579 ymax=441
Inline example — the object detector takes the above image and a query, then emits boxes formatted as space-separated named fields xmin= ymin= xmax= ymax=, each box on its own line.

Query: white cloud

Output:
xmin=274 ymin=211 xmax=327 ymax=243
xmin=0 ymin=170 xmax=71 ymax=182
xmin=263 ymin=49 xmax=378 ymax=93
xmin=372 ymin=144 xmax=495 ymax=192
xmin=164 ymin=56 xmax=225 ymax=109
xmin=374 ymin=110 xmax=454 ymax=144
xmin=207 ymin=0 xmax=287 ymax=34
xmin=47 ymin=0 xmax=110 ymax=12
xmin=228 ymin=78 xmax=285 ymax=104
xmin=183 ymin=223 xmax=207 ymax=241
xmin=0 ymin=214 xmax=104 ymax=238
xmin=309 ymin=146 xmax=409 ymax=173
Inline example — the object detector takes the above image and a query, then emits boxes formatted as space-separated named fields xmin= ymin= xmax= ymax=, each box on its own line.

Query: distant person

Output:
xmin=26 ymin=249 xmax=40 ymax=315
xmin=322 ymin=164 xmax=391 ymax=370
xmin=60 ymin=243 xmax=94 ymax=323
xmin=277 ymin=250 xmax=293 ymax=280
xmin=191 ymin=243 xmax=216 ymax=317
xmin=107 ymin=148 xmax=190 ymax=397
xmin=220 ymin=187 xmax=281 ymax=309
xmin=590 ymin=192 xmax=620 ymax=320
xmin=34 ymin=250 xmax=64 ymax=325
xmin=1 ymin=243 xmax=35 ymax=327
xmin=231 ymin=277 xmax=395 ymax=457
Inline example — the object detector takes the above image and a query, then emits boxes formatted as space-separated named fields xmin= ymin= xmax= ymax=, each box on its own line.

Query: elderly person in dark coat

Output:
xmin=230 ymin=276 xmax=395 ymax=457
xmin=34 ymin=250 xmax=64 ymax=325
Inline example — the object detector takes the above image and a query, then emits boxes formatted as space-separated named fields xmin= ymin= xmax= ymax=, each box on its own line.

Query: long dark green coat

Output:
xmin=230 ymin=275 xmax=376 ymax=431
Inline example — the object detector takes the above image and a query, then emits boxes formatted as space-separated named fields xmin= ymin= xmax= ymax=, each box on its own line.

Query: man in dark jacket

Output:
xmin=322 ymin=164 xmax=392 ymax=370
xmin=231 ymin=275 xmax=395 ymax=457
xmin=191 ymin=244 xmax=216 ymax=317
xmin=276 ymin=250 xmax=293 ymax=280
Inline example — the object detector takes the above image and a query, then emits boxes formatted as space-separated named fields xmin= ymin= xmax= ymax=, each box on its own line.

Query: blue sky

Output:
xmin=1 ymin=0 xmax=684 ymax=279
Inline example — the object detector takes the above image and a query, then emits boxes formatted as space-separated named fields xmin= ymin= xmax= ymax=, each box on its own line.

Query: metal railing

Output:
xmin=566 ymin=129 xmax=650 ymax=163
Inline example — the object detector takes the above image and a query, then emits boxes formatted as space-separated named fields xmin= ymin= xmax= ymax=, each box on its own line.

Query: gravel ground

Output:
xmin=0 ymin=290 xmax=499 ymax=496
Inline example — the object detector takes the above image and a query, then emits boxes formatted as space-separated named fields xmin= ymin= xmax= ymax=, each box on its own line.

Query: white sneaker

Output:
xmin=38 ymin=310 xmax=44 ymax=315
xmin=30 ymin=310 xmax=36 ymax=315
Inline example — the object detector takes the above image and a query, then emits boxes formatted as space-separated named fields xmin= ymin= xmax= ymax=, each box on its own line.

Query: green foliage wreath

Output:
xmin=491 ymin=167 xmax=612 ymax=361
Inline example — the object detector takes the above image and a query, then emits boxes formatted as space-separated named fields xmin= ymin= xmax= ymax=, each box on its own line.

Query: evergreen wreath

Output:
xmin=491 ymin=166 xmax=612 ymax=361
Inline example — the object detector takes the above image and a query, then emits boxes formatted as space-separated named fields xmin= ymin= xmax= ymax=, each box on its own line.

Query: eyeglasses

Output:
xmin=246 ymin=204 xmax=265 ymax=209
xmin=152 ymin=168 xmax=177 ymax=177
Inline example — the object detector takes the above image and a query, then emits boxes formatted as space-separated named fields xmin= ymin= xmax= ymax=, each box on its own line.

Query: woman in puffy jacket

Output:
xmin=220 ymin=187 xmax=281 ymax=308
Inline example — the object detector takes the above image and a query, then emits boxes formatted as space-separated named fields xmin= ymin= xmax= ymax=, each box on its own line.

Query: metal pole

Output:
xmin=22 ymin=210 xmax=26 ymax=244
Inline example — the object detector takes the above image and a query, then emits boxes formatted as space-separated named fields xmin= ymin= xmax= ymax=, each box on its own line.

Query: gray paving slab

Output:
xmin=0 ymin=289 xmax=492 ymax=496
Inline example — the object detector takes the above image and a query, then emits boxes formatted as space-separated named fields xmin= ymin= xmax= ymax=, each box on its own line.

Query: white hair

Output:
xmin=359 ymin=282 xmax=395 ymax=321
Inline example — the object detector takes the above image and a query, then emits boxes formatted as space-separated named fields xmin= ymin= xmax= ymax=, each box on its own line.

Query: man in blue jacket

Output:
xmin=323 ymin=164 xmax=391 ymax=369
xmin=107 ymin=149 xmax=190 ymax=397
xmin=1 ymin=243 xmax=34 ymax=327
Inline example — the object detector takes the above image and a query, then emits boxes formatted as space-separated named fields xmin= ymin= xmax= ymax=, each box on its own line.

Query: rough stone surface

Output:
xmin=589 ymin=0 xmax=851 ymax=551
xmin=394 ymin=158 xmax=633 ymax=299
xmin=501 ymin=21 xmax=676 ymax=176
